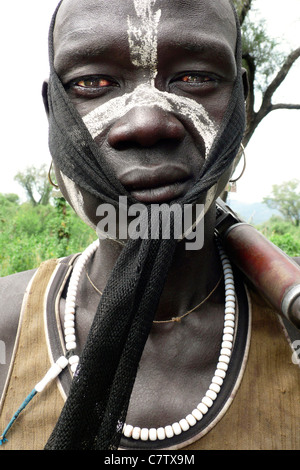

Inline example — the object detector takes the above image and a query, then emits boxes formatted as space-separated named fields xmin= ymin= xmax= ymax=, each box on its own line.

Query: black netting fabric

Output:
xmin=45 ymin=0 xmax=246 ymax=450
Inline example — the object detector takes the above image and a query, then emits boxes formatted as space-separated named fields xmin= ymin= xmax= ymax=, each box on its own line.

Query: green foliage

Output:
xmin=14 ymin=164 xmax=53 ymax=206
xmin=1 ymin=190 xmax=299 ymax=277
xmin=263 ymin=179 xmax=300 ymax=227
xmin=269 ymin=233 xmax=300 ymax=257
xmin=1 ymin=193 xmax=20 ymax=205
xmin=0 ymin=194 xmax=96 ymax=277
xmin=257 ymin=216 xmax=300 ymax=257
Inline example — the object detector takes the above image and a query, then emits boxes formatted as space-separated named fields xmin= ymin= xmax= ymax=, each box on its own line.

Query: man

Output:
xmin=0 ymin=0 xmax=299 ymax=451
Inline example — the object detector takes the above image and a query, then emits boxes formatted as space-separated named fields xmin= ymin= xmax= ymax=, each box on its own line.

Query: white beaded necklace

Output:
xmin=0 ymin=237 xmax=236 ymax=446
xmin=63 ymin=237 xmax=236 ymax=444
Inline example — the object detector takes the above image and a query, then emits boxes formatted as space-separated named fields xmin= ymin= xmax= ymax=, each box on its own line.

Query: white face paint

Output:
xmin=75 ymin=0 xmax=220 ymax=239
xmin=83 ymin=84 xmax=218 ymax=155
xmin=60 ymin=171 xmax=97 ymax=230
xmin=82 ymin=0 xmax=218 ymax=156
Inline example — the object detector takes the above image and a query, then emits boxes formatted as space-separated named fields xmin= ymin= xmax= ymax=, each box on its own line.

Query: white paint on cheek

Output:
xmin=60 ymin=171 xmax=97 ymax=230
xmin=82 ymin=84 xmax=218 ymax=155
xmin=82 ymin=0 xmax=218 ymax=156
xmin=127 ymin=0 xmax=161 ymax=85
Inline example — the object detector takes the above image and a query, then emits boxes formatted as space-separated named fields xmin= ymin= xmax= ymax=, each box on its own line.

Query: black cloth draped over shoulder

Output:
xmin=44 ymin=0 xmax=246 ymax=450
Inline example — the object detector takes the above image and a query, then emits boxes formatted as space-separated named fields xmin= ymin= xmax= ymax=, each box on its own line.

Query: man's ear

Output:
xmin=241 ymin=67 xmax=249 ymax=101
xmin=42 ymin=80 xmax=49 ymax=117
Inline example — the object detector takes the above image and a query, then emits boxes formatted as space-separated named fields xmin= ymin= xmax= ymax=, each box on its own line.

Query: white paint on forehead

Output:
xmin=82 ymin=84 xmax=218 ymax=155
xmin=82 ymin=0 xmax=218 ymax=156
xmin=127 ymin=0 xmax=161 ymax=84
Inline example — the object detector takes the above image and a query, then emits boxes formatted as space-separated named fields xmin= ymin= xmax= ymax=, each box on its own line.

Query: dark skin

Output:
xmin=50 ymin=0 xmax=238 ymax=322
xmin=49 ymin=0 xmax=237 ymax=428
xmin=0 ymin=0 xmax=299 ymax=431
xmin=53 ymin=0 xmax=237 ymax=188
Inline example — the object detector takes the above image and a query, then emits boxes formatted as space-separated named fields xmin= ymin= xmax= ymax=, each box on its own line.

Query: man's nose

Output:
xmin=107 ymin=106 xmax=186 ymax=149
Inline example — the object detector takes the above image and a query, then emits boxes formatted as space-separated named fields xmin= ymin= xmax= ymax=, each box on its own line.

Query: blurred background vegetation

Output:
xmin=0 ymin=165 xmax=96 ymax=276
xmin=0 ymin=192 xmax=96 ymax=277
xmin=1 ymin=0 xmax=299 ymax=277
xmin=0 ymin=166 xmax=299 ymax=277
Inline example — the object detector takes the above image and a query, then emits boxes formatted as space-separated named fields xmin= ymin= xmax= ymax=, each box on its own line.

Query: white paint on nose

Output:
xmin=82 ymin=0 xmax=218 ymax=156
xmin=82 ymin=84 xmax=218 ymax=155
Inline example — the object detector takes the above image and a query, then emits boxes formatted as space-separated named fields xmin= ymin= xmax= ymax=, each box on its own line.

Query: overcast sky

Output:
xmin=1 ymin=0 xmax=299 ymax=203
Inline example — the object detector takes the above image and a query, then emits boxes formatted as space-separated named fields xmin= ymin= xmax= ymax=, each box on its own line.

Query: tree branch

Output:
xmin=242 ymin=53 xmax=256 ymax=132
xmin=243 ymin=47 xmax=300 ymax=144
xmin=238 ymin=0 xmax=253 ymax=26
xmin=270 ymin=103 xmax=300 ymax=111
xmin=261 ymin=47 xmax=300 ymax=109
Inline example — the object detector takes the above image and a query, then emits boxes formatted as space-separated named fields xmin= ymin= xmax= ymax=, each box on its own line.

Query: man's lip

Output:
xmin=129 ymin=182 xmax=191 ymax=203
xmin=119 ymin=165 xmax=193 ymax=203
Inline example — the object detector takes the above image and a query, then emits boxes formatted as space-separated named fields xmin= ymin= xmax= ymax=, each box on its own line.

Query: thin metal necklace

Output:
xmin=85 ymin=263 xmax=223 ymax=324
xmin=64 ymin=238 xmax=236 ymax=443
xmin=0 ymin=237 xmax=236 ymax=446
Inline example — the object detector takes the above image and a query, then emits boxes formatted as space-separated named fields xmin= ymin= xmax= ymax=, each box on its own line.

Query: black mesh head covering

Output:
xmin=45 ymin=0 xmax=246 ymax=450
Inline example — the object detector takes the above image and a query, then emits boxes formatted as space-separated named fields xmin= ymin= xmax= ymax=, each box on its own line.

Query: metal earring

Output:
xmin=48 ymin=161 xmax=59 ymax=189
xmin=228 ymin=144 xmax=246 ymax=192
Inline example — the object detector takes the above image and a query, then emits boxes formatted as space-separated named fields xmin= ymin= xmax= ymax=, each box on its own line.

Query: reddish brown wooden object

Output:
xmin=216 ymin=199 xmax=300 ymax=325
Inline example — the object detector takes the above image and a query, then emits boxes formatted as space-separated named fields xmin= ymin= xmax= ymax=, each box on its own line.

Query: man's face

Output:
xmin=52 ymin=0 xmax=237 ymax=226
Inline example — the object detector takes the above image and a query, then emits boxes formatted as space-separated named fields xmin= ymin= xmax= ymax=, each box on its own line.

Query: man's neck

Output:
xmin=87 ymin=205 xmax=221 ymax=322
xmin=153 ymin=208 xmax=222 ymax=322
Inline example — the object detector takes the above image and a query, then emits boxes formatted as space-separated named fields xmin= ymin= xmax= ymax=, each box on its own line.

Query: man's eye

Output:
xmin=180 ymin=74 xmax=215 ymax=84
xmin=169 ymin=72 xmax=220 ymax=95
xmin=76 ymin=78 xmax=116 ymax=88
xmin=66 ymin=76 xmax=119 ymax=98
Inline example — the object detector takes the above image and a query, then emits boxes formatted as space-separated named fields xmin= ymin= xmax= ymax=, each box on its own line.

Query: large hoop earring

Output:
xmin=230 ymin=143 xmax=246 ymax=184
xmin=48 ymin=161 xmax=59 ymax=189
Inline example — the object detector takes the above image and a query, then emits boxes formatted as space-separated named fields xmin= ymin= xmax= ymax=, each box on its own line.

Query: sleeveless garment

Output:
xmin=0 ymin=257 xmax=299 ymax=450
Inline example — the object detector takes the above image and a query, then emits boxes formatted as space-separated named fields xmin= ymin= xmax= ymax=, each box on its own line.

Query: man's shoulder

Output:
xmin=0 ymin=256 xmax=74 ymax=322
xmin=0 ymin=268 xmax=37 ymax=300
xmin=0 ymin=269 xmax=37 ymax=336
xmin=0 ymin=269 xmax=38 ymax=396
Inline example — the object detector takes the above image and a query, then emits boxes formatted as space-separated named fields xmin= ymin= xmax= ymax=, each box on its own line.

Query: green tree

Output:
xmin=257 ymin=215 xmax=300 ymax=257
xmin=269 ymin=232 xmax=300 ymax=257
xmin=0 ymin=197 xmax=96 ymax=276
xmin=263 ymin=180 xmax=300 ymax=227
xmin=14 ymin=164 xmax=53 ymax=206
xmin=0 ymin=193 xmax=20 ymax=205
